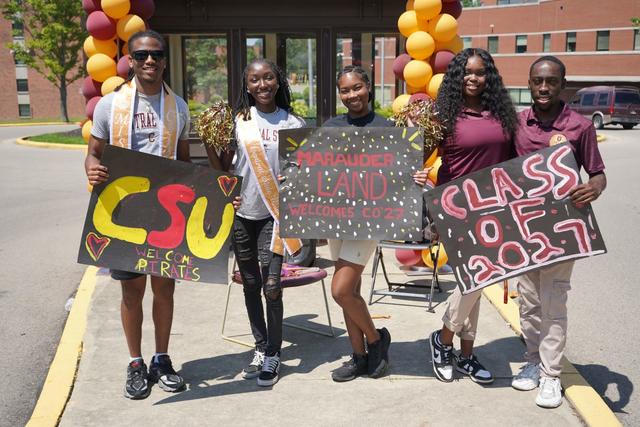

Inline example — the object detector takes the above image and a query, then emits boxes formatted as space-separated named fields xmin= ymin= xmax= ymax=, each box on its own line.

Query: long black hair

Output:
xmin=436 ymin=48 xmax=518 ymax=138
xmin=235 ymin=59 xmax=293 ymax=120
xmin=336 ymin=65 xmax=373 ymax=104
xmin=115 ymin=30 xmax=168 ymax=92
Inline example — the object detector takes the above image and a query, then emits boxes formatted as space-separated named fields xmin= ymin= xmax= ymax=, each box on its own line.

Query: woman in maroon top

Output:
xmin=428 ymin=48 xmax=518 ymax=385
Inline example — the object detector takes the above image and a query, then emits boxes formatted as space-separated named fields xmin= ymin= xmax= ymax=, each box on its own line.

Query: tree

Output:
xmin=632 ymin=17 xmax=640 ymax=27
xmin=2 ymin=0 xmax=86 ymax=122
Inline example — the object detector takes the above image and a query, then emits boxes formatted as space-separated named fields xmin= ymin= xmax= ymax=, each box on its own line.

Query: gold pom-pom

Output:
xmin=393 ymin=98 xmax=444 ymax=155
xmin=195 ymin=101 xmax=234 ymax=151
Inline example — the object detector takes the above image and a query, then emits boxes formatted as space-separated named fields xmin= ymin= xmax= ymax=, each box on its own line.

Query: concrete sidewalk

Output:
xmin=59 ymin=245 xmax=583 ymax=426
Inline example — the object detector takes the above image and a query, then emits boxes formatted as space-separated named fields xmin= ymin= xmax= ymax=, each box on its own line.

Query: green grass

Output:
xmin=28 ymin=133 xmax=85 ymax=145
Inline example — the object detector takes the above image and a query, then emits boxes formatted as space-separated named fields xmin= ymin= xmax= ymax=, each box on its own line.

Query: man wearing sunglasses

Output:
xmin=85 ymin=30 xmax=191 ymax=400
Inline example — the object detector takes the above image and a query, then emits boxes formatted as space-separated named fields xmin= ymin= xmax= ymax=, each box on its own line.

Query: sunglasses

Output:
xmin=131 ymin=50 xmax=165 ymax=61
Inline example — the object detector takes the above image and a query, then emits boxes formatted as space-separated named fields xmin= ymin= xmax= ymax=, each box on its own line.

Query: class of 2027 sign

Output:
xmin=424 ymin=144 xmax=607 ymax=294
xmin=78 ymin=145 xmax=241 ymax=284
xmin=279 ymin=127 xmax=424 ymax=241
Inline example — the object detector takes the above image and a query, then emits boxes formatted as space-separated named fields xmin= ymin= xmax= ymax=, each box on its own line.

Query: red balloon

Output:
xmin=409 ymin=93 xmax=431 ymax=103
xmin=117 ymin=55 xmax=131 ymax=78
xmin=130 ymin=0 xmax=155 ymax=20
xmin=86 ymin=11 xmax=117 ymax=40
xmin=392 ymin=53 xmax=413 ymax=80
xmin=430 ymin=50 xmax=455 ymax=74
xmin=82 ymin=0 xmax=101 ymax=14
xmin=441 ymin=1 xmax=462 ymax=19
xmin=85 ymin=96 xmax=102 ymax=120
xmin=395 ymin=249 xmax=422 ymax=266
xmin=81 ymin=76 xmax=102 ymax=100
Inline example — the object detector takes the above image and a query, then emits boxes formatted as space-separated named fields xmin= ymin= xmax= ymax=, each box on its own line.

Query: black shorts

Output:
xmin=110 ymin=269 xmax=145 ymax=281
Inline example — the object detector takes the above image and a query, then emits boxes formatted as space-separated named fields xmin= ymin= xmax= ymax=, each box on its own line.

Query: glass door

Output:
xmin=278 ymin=34 xmax=318 ymax=125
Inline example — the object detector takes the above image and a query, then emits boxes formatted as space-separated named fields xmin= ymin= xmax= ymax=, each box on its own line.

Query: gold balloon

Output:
xmin=122 ymin=43 xmax=129 ymax=56
xmin=83 ymin=36 xmax=117 ymax=58
xmin=406 ymin=0 xmax=414 ymax=10
xmin=424 ymin=148 xmax=438 ymax=168
xmin=101 ymin=0 xmax=131 ymax=19
xmin=116 ymin=14 xmax=145 ymax=42
xmin=427 ymin=13 xmax=459 ymax=42
xmin=406 ymin=31 xmax=436 ymax=61
xmin=427 ymin=73 xmax=444 ymax=99
xmin=81 ymin=120 xmax=93 ymax=143
xmin=403 ymin=60 xmax=433 ymax=88
xmin=398 ymin=10 xmax=428 ymax=38
xmin=427 ymin=155 xmax=442 ymax=184
xmin=101 ymin=76 xmax=125 ymax=96
xmin=392 ymin=94 xmax=412 ymax=114
xmin=422 ymin=243 xmax=448 ymax=269
xmin=436 ymin=34 xmax=463 ymax=53
xmin=87 ymin=53 xmax=117 ymax=82
xmin=414 ymin=0 xmax=442 ymax=21
xmin=407 ymin=84 xmax=426 ymax=95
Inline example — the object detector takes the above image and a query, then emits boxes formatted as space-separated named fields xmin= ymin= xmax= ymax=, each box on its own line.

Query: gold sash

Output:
xmin=110 ymin=78 xmax=179 ymax=159
xmin=236 ymin=112 xmax=302 ymax=256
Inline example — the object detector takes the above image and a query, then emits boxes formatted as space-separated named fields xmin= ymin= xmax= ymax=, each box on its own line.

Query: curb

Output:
xmin=26 ymin=266 xmax=98 ymax=427
xmin=0 ymin=121 xmax=83 ymax=127
xmin=16 ymin=137 xmax=87 ymax=151
xmin=482 ymin=284 xmax=622 ymax=427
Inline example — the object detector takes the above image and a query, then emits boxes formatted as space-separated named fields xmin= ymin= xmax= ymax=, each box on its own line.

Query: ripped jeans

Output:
xmin=232 ymin=215 xmax=283 ymax=355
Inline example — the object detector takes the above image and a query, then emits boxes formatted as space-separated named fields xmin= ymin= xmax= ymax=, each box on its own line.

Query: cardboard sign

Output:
xmin=424 ymin=144 xmax=607 ymax=294
xmin=279 ymin=127 xmax=424 ymax=241
xmin=78 ymin=145 xmax=241 ymax=283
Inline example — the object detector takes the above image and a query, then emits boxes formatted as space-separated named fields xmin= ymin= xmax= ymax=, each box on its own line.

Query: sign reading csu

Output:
xmin=78 ymin=145 xmax=241 ymax=283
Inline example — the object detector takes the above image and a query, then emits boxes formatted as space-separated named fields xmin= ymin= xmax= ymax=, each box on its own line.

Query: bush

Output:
xmin=292 ymin=100 xmax=309 ymax=118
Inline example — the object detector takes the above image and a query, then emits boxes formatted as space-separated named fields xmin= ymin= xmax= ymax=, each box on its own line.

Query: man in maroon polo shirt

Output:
xmin=511 ymin=56 xmax=607 ymax=408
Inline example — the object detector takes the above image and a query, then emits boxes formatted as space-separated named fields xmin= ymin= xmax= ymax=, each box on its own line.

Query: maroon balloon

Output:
xmin=392 ymin=53 xmax=412 ymax=80
xmin=117 ymin=55 xmax=131 ymax=78
xmin=85 ymin=96 xmax=102 ymax=120
xmin=441 ymin=1 xmax=462 ymax=19
xmin=81 ymin=76 xmax=102 ymax=100
xmin=130 ymin=0 xmax=156 ymax=20
xmin=86 ymin=11 xmax=116 ymax=40
xmin=430 ymin=50 xmax=455 ymax=74
xmin=82 ymin=0 xmax=101 ymax=14
xmin=409 ymin=93 xmax=432 ymax=104
xmin=442 ymin=0 xmax=459 ymax=2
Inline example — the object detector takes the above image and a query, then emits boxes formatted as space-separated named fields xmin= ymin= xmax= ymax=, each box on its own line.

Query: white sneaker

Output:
xmin=536 ymin=377 xmax=563 ymax=408
xmin=242 ymin=348 xmax=264 ymax=379
xmin=512 ymin=362 xmax=540 ymax=391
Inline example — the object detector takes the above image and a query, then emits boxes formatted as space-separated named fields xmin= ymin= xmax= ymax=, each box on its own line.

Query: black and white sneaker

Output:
xmin=124 ymin=359 xmax=150 ymax=400
xmin=148 ymin=355 xmax=185 ymax=392
xmin=331 ymin=353 xmax=368 ymax=382
xmin=455 ymin=354 xmax=494 ymax=384
xmin=243 ymin=347 xmax=265 ymax=379
xmin=257 ymin=352 xmax=281 ymax=387
xmin=367 ymin=327 xmax=391 ymax=378
xmin=429 ymin=330 xmax=454 ymax=382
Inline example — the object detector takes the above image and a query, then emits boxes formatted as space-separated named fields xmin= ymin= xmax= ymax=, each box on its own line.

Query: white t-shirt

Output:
xmin=234 ymin=106 xmax=305 ymax=220
xmin=91 ymin=88 xmax=190 ymax=157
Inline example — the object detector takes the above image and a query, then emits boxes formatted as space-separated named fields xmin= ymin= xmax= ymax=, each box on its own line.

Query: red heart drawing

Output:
xmin=85 ymin=232 xmax=111 ymax=262
xmin=218 ymin=175 xmax=238 ymax=197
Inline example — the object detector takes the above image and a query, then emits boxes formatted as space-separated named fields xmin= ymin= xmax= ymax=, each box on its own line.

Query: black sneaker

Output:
xmin=257 ymin=352 xmax=281 ymax=387
xmin=331 ymin=353 xmax=368 ymax=382
xmin=243 ymin=347 xmax=265 ymax=379
xmin=148 ymin=355 xmax=185 ymax=392
xmin=429 ymin=330 xmax=454 ymax=382
xmin=367 ymin=327 xmax=391 ymax=378
xmin=124 ymin=359 xmax=150 ymax=400
xmin=455 ymin=354 xmax=494 ymax=384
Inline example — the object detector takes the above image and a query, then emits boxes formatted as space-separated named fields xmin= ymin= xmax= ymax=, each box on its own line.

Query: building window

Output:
xmin=18 ymin=104 xmax=31 ymax=117
xmin=462 ymin=37 xmax=472 ymax=49
xmin=542 ymin=33 xmax=551 ymax=52
xmin=515 ymin=35 xmax=527 ymax=53
xmin=16 ymin=79 xmax=28 ymax=92
xmin=497 ymin=0 xmax=538 ymax=4
xmin=508 ymin=88 xmax=532 ymax=105
xmin=596 ymin=31 xmax=609 ymax=51
xmin=635 ymin=30 xmax=640 ymax=50
xmin=566 ymin=32 xmax=576 ymax=52
xmin=487 ymin=36 xmax=499 ymax=54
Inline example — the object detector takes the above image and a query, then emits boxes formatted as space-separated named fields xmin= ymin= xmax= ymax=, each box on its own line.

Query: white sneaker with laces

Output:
xmin=242 ymin=348 xmax=265 ymax=379
xmin=512 ymin=362 xmax=540 ymax=391
xmin=536 ymin=376 xmax=563 ymax=408
xmin=257 ymin=353 xmax=281 ymax=387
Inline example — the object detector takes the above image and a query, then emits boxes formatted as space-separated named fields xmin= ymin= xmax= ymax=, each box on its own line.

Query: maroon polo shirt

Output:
xmin=437 ymin=109 xmax=513 ymax=185
xmin=515 ymin=102 xmax=605 ymax=176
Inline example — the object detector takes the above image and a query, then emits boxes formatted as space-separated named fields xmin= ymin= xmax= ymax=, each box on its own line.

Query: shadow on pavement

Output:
xmin=572 ymin=363 xmax=633 ymax=414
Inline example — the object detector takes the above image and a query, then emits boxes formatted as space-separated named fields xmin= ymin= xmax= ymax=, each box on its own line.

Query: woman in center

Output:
xmin=323 ymin=65 xmax=427 ymax=382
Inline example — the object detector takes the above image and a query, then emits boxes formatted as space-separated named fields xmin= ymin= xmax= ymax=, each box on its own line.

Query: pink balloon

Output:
xmin=130 ymin=0 xmax=155 ymax=20
xmin=86 ymin=11 xmax=116 ymax=40
xmin=441 ymin=1 xmax=462 ymax=19
xmin=395 ymin=249 xmax=422 ymax=266
xmin=85 ymin=96 xmax=102 ymax=120
xmin=81 ymin=76 xmax=102 ymax=100
xmin=430 ymin=50 xmax=455 ymax=74
xmin=392 ymin=53 xmax=413 ymax=80
xmin=409 ymin=93 xmax=432 ymax=104
xmin=117 ymin=55 xmax=131 ymax=78
xmin=82 ymin=0 xmax=101 ymax=14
